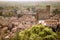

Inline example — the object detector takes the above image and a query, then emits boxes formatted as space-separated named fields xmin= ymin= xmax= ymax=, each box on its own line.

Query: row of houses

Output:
xmin=0 ymin=5 xmax=60 ymax=39
xmin=0 ymin=5 xmax=60 ymax=25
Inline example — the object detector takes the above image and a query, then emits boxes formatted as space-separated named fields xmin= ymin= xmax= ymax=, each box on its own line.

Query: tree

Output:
xmin=53 ymin=9 xmax=60 ymax=15
xmin=19 ymin=25 xmax=58 ymax=40
xmin=0 ymin=7 xmax=3 ymax=16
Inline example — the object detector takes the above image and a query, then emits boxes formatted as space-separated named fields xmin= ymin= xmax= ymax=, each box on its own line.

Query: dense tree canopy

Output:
xmin=19 ymin=25 xmax=58 ymax=40
xmin=53 ymin=9 xmax=60 ymax=15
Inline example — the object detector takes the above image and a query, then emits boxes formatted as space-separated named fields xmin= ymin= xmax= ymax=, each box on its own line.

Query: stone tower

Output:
xmin=46 ymin=5 xmax=50 ymax=13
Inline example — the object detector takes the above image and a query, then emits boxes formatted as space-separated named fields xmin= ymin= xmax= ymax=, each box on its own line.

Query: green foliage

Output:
xmin=0 ymin=7 xmax=3 ymax=10
xmin=19 ymin=25 xmax=58 ymax=40
xmin=43 ymin=35 xmax=56 ymax=40
xmin=7 ymin=12 xmax=13 ymax=17
xmin=53 ymin=9 xmax=60 ymax=15
xmin=56 ymin=32 xmax=60 ymax=40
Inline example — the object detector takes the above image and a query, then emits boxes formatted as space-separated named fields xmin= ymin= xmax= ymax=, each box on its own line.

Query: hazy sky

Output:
xmin=0 ymin=0 xmax=60 ymax=9
xmin=0 ymin=0 xmax=60 ymax=2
